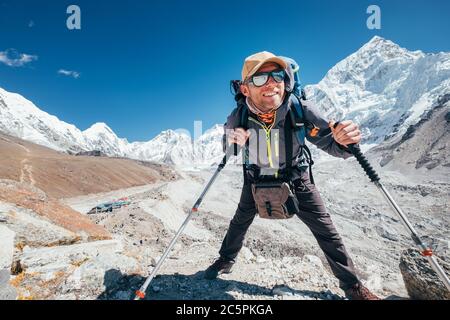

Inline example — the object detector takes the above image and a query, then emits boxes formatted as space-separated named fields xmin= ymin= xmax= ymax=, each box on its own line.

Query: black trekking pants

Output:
xmin=218 ymin=170 xmax=360 ymax=290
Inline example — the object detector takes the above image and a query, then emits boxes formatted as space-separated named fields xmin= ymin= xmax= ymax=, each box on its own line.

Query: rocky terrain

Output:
xmin=1 ymin=152 xmax=448 ymax=300
xmin=368 ymin=94 xmax=449 ymax=173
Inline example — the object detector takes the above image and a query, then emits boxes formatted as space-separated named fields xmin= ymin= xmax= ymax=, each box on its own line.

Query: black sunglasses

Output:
xmin=246 ymin=69 xmax=286 ymax=87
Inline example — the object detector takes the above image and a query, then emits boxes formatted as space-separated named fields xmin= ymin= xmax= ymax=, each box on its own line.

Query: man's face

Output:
xmin=241 ymin=62 xmax=286 ymax=111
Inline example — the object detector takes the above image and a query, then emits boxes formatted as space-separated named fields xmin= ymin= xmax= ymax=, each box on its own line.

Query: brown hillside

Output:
xmin=0 ymin=132 xmax=178 ymax=198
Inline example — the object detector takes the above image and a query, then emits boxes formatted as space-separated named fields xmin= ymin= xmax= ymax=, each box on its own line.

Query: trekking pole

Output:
xmin=346 ymin=142 xmax=450 ymax=292
xmin=134 ymin=145 xmax=238 ymax=300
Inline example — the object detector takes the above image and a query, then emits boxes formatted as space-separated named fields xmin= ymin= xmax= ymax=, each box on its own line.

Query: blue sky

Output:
xmin=0 ymin=0 xmax=449 ymax=141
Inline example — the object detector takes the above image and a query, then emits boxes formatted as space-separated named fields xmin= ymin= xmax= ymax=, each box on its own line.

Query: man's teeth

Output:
xmin=263 ymin=92 xmax=277 ymax=97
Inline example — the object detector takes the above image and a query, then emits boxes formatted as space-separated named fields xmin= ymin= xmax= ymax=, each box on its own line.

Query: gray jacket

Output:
xmin=223 ymin=95 xmax=353 ymax=174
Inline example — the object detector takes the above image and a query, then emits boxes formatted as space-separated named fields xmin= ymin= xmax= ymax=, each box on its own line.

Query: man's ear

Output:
xmin=240 ymin=84 xmax=250 ymax=97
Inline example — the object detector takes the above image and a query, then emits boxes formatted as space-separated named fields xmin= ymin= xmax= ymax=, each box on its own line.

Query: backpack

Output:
xmin=228 ymin=57 xmax=316 ymax=184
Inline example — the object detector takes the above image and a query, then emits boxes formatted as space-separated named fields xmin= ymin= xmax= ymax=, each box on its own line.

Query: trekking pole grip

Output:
xmin=331 ymin=121 xmax=380 ymax=183
xmin=331 ymin=121 xmax=379 ymax=182
xmin=347 ymin=144 xmax=380 ymax=183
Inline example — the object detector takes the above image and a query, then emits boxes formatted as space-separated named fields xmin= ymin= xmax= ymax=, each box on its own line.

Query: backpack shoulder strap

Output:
xmin=239 ymin=101 xmax=249 ymax=129
xmin=287 ymin=94 xmax=316 ymax=184
xmin=234 ymin=98 xmax=251 ymax=181
xmin=288 ymin=94 xmax=307 ymax=145
xmin=284 ymin=110 xmax=293 ymax=180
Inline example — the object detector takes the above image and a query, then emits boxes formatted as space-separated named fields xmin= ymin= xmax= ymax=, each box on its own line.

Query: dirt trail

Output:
xmin=18 ymin=144 xmax=35 ymax=186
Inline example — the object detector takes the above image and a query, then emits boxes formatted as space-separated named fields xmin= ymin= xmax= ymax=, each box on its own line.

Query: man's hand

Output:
xmin=329 ymin=120 xmax=361 ymax=147
xmin=228 ymin=128 xmax=251 ymax=147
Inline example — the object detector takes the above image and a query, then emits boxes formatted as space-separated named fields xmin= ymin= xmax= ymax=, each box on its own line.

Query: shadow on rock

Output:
xmin=97 ymin=269 xmax=342 ymax=300
xmin=97 ymin=269 xmax=146 ymax=300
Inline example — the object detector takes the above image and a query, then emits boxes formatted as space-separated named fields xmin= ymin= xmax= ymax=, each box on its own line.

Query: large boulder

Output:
xmin=11 ymin=239 xmax=142 ymax=299
xmin=399 ymin=248 xmax=450 ymax=300
xmin=0 ymin=269 xmax=17 ymax=300
xmin=0 ymin=224 xmax=15 ymax=269
xmin=0 ymin=225 xmax=17 ymax=300
xmin=20 ymin=239 xmax=125 ymax=274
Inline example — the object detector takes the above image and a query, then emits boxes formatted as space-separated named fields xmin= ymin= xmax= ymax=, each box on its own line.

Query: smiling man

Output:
xmin=203 ymin=51 xmax=380 ymax=300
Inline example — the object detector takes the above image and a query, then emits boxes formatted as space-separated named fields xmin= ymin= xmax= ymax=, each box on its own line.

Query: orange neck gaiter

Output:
xmin=246 ymin=97 xmax=280 ymax=126
xmin=257 ymin=111 xmax=276 ymax=125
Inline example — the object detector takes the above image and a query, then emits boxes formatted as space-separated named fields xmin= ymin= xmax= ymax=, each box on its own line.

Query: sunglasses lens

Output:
xmin=272 ymin=70 xmax=285 ymax=83
xmin=252 ymin=74 xmax=269 ymax=87
xmin=250 ymin=70 xmax=285 ymax=87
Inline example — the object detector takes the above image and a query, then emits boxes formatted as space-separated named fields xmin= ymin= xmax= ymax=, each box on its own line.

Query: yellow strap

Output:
xmin=248 ymin=114 xmax=277 ymax=169
xmin=266 ymin=133 xmax=274 ymax=168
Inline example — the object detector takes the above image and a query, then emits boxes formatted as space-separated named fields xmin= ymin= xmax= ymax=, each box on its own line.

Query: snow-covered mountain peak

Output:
xmin=83 ymin=122 xmax=121 ymax=141
xmin=323 ymin=36 xmax=424 ymax=88
xmin=305 ymin=36 xmax=449 ymax=144
xmin=360 ymin=36 xmax=416 ymax=56
xmin=84 ymin=122 xmax=114 ymax=134
xmin=198 ymin=124 xmax=223 ymax=139
xmin=82 ymin=122 xmax=130 ymax=156
xmin=152 ymin=129 xmax=191 ymax=143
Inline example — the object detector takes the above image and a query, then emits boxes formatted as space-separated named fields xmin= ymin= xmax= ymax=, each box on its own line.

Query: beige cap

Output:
xmin=241 ymin=51 xmax=287 ymax=81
